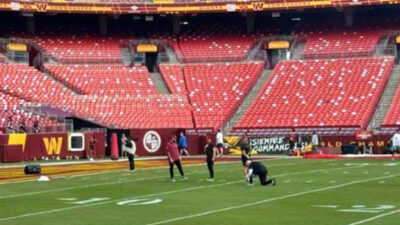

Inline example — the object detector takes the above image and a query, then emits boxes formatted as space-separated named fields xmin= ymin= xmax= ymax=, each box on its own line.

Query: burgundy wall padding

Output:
xmin=129 ymin=128 xmax=215 ymax=156
xmin=0 ymin=132 xmax=105 ymax=162
xmin=84 ymin=132 xmax=106 ymax=159
xmin=320 ymin=135 xmax=391 ymax=154
xmin=130 ymin=129 xmax=179 ymax=156
xmin=0 ymin=145 xmax=23 ymax=163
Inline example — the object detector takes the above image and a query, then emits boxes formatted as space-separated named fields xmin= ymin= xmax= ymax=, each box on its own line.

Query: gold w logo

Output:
xmin=43 ymin=137 xmax=63 ymax=155
xmin=35 ymin=3 xmax=48 ymax=12
xmin=252 ymin=2 xmax=264 ymax=11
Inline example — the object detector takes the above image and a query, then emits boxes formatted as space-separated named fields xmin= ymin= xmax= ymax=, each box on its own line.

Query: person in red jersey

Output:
xmin=165 ymin=135 xmax=187 ymax=182
xmin=88 ymin=135 xmax=97 ymax=161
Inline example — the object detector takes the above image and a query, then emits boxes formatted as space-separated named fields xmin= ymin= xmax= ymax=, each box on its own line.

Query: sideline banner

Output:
xmin=249 ymin=137 xmax=290 ymax=154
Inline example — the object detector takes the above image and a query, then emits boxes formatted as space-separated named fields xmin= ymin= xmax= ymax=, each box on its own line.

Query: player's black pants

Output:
xmin=127 ymin=153 xmax=135 ymax=171
xmin=250 ymin=171 xmax=273 ymax=186
xmin=169 ymin=160 xmax=184 ymax=178
xmin=207 ymin=158 xmax=214 ymax=179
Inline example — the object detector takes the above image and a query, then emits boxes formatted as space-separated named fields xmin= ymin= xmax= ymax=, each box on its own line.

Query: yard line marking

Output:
xmin=347 ymin=209 xmax=400 ymax=225
xmin=0 ymin=160 xmax=319 ymax=200
xmin=0 ymin=164 xmax=373 ymax=222
xmin=144 ymin=174 xmax=399 ymax=225
xmin=313 ymin=205 xmax=339 ymax=209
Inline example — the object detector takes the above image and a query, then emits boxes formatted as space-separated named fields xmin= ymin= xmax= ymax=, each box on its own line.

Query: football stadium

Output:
xmin=1 ymin=1 xmax=400 ymax=224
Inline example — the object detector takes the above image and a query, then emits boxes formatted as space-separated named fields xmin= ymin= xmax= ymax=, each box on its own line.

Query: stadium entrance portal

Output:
xmin=145 ymin=52 xmax=158 ymax=72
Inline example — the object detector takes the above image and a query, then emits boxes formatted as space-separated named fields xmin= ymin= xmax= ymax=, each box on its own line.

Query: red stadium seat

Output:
xmin=236 ymin=57 xmax=394 ymax=129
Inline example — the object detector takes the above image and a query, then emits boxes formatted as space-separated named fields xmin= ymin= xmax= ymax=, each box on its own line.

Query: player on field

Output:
xmin=204 ymin=136 xmax=217 ymax=182
xmin=216 ymin=129 xmax=224 ymax=156
xmin=240 ymin=137 xmax=251 ymax=177
xmin=178 ymin=132 xmax=190 ymax=157
xmin=165 ymin=135 xmax=187 ymax=182
xmin=390 ymin=131 xmax=400 ymax=158
xmin=245 ymin=160 xmax=276 ymax=186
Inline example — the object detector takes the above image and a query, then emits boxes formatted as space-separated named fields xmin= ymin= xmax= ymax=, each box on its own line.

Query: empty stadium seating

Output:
xmin=0 ymin=53 xmax=5 ymax=63
xmin=183 ymin=62 xmax=264 ymax=130
xmin=382 ymin=85 xmax=400 ymax=127
xmin=61 ymin=95 xmax=194 ymax=129
xmin=0 ymin=91 xmax=57 ymax=132
xmin=173 ymin=35 xmax=255 ymax=62
xmin=45 ymin=64 xmax=158 ymax=97
xmin=0 ymin=64 xmax=76 ymax=104
xmin=159 ymin=64 xmax=187 ymax=94
xmin=28 ymin=35 xmax=126 ymax=64
xmin=235 ymin=57 xmax=394 ymax=129
xmin=302 ymin=31 xmax=382 ymax=59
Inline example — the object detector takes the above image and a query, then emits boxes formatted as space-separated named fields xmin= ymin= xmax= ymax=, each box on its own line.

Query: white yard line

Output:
xmin=0 ymin=164 xmax=372 ymax=222
xmin=144 ymin=174 xmax=399 ymax=225
xmin=0 ymin=160 xmax=305 ymax=199
xmin=348 ymin=209 xmax=400 ymax=225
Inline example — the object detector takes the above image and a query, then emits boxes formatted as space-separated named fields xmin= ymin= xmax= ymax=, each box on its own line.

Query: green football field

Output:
xmin=1 ymin=158 xmax=400 ymax=225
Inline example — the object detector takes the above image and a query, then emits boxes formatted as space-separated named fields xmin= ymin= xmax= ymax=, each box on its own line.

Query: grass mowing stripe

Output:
xmin=0 ymin=160 xmax=309 ymax=200
xmin=348 ymin=209 xmax=400 ymax=225
xmin=144 ymin=174 xmax=399 ymax=225
xmin=0 ymin=163 xmax=368 ymax=222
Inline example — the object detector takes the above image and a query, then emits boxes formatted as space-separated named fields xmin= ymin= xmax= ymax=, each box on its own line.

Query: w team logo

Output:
xmin=143 ymin=131 xmax=161 ymax=153
xmin=35 ymin=3 xmax=48 ymax=12
xmin=252 ymin=2 xmax=264 ymax=11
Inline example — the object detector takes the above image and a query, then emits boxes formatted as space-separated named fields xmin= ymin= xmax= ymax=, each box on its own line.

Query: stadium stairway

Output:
xmin=223 ymin=69 xmax=271 ymax=133
xmin=374 ymin=38 xmax=387 ymax=57
xmin=121 ymin=47 xmax=133 ymax=65
xmin=150 ymin=72 xmax=171 ymax=94
xmin=164 ymin=45 xmax=179 ymax=64
xmin=368 ymin=65 xmax=400 ymax=129
xmin=291 ymin=42 xmax=305 ymax=60
xmin=246 ymin=39 xmax=265 ymax=61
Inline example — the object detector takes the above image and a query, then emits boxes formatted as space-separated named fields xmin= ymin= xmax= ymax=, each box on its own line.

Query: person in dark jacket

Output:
xmin=240 ymin=137 xmax=251 ymax=177
xmin=245 ymin=160 xmax=276 ymax=186
xmin=204 ymin=136 xmax=217 ymax=182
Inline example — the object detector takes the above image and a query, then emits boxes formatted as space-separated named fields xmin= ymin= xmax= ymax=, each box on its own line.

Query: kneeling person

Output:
xmin=245 ymin=160 xmax=276 ymax=186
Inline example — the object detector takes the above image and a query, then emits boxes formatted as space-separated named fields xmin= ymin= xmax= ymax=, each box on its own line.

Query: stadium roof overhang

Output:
xmin=0 ymin=0 xmax=397 ymax=14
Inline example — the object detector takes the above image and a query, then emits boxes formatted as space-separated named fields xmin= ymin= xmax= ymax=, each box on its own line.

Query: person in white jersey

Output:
xmin=216 ymin=129 xmax=224 ymax=157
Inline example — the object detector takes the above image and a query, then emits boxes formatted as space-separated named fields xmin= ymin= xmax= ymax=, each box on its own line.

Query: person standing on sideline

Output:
xmin=205 ymin=136 xmax=217 ymax=182
xmin=390 ymin=131 xmax=400 ymax=157
xmin=178 ymin=132 xmax=190 ymax=157
xmin=240 ymin=137 xmax=251 ymax=177
xmin=121 ymin=133 xmax=128 ymax=158
xmin=245 ymin=160 xmax=276 ymax=186
xmin=216 ymin=129 xmax=224 ymax=156
xmin=125 ymin=137 xmax=137 ymax=171
xmin=88 ymin=135 xmax=97 ymax=161
xmin=165 ymin=135 xmax=187 ymax=182
xmin=311 ymin=132 xmax=319 ymax=152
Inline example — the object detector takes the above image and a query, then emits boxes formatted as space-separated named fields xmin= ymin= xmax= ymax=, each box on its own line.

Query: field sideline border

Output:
xmin=0 ymin=155 xmax=293 ymax=169
xmin=0 ymin=156 xmax=297 ymax=184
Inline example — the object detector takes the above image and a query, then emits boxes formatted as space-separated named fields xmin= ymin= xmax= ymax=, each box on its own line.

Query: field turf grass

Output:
xmin=0 ymin=158 xmax=399 ymax=225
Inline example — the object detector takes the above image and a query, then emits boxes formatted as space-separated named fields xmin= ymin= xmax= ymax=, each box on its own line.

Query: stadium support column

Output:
xmin=23 ymin=13 xmax=35 ymax=35
xmin=172 ymin=16 xmax=181 ymax=35
xmin=99 ymin=15 xmax=108 ymax=35
xmin=344 ymin=7 xmax=354 ymax=28
xmin=246 ymin=13 xmax=255 ymax=33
